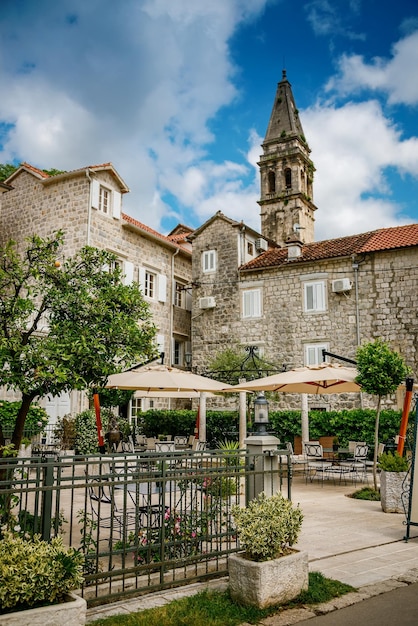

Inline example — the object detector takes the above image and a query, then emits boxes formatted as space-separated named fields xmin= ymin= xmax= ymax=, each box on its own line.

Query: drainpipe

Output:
xmin=352 ymin=256 xmax=363 ymax=408
xmin=170 ymin=247 xmax=180 ymax=368
xmin=85 ymin=169 xmax=92 ymax=246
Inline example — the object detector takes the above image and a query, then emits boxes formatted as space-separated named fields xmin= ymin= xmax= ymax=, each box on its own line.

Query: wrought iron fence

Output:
xmin=0 ymin=447 xmax=291 ymax=608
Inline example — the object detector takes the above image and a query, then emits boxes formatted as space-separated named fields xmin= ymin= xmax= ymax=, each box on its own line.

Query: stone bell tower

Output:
xmin=258 ymin=70 xmax=317 ymax=246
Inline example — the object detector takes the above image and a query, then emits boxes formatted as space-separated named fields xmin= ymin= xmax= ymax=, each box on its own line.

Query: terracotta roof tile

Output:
xmin=20 ymin=162 xmax=50 ymax=178
xmin=121 ymin=213 xmax=191 ymax=253
xmin=240 ymin=224 xmax=418 ymax=271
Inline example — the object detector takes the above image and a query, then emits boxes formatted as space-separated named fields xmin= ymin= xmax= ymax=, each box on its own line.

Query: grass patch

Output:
xmin=90 ymin=572 xmax=356 ymax=625
xmin=348 ymin=487 xmax=380 ymax=501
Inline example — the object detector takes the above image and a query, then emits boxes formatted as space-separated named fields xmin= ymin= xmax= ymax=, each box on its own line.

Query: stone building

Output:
xmin=0 ymin=162 xmax=192 ymax=424
xmin=189 ymin=73 xmax=418 ymax=411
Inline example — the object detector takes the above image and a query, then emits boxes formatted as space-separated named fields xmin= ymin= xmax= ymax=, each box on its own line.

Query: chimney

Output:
xmin=286 ymin=236 xmax=303 ymax=259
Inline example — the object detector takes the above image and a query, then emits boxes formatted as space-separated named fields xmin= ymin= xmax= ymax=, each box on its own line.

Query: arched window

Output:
xmin=268 ymin=170 xmax=276 ymax=193
xmin=285 ymin=168 xmax=292 ymax=190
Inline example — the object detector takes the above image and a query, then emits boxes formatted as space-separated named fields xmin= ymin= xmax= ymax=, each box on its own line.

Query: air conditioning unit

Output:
xmin=199 ymin=296 xmax=216 ymax=309
xmin=332 ymin=278 xmax=352 ymax=293
xmin=255 ymin=238 xmax=268 ymax=252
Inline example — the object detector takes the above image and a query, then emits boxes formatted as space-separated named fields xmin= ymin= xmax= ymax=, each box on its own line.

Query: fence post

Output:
xmin=41 ymin=456 xmax=55 ymax=541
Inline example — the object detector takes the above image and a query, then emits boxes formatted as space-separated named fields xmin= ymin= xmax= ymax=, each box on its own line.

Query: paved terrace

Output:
xmin=87 ymin=472 xmax=418 ymax=623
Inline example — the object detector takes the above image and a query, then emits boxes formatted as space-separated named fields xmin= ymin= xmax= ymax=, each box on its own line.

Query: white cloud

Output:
xmin=303 ymin=99 xmax=418 ymax=240
xmin=326 ymin=30 xmax=418 ymax=105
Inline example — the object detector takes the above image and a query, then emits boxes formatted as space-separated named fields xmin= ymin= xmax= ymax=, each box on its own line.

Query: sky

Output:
xmin=1 ymin=0 xmax=418 ymax=242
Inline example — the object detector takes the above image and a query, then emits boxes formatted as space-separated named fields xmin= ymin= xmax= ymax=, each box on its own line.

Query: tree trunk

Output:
xmin=11 ymin=393 xmax=35 ymax=452
xmin=373 ymin=396 xmax=382 ymax=492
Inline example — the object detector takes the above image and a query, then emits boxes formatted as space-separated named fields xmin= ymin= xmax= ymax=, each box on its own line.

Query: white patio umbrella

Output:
xmin=228 ymin=363 xmax=361 ymax=394
xmin=227 ymin=363 xmax=361 ymax=443
xmin=106 ymin=364 xmax=234 ymax=442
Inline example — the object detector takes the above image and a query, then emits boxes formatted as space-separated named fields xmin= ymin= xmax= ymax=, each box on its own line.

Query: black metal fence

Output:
xmin=0 ymin=447 xmax=291 ymax=608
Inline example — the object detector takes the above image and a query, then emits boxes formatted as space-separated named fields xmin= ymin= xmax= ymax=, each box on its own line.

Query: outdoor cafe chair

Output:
xmin=87 ymin=477 xmax=137 ymax=540
xmin=304 ymin=442 xmax=332 ymax=484
xmin=340 ymin=443 xmax=369 ymax=484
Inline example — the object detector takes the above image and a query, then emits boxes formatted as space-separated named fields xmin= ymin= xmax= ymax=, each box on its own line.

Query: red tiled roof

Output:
xmin=121 ymin=213 xmax=191 ymax=253
xmin=240 ymin=224 xmax=418 ymax=271
xmin=19 ymin=162 xmax=50 ymax=179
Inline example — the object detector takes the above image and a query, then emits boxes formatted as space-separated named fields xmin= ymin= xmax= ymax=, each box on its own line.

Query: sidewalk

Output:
xmin=87 ymin=474 xmax=418 ymax=623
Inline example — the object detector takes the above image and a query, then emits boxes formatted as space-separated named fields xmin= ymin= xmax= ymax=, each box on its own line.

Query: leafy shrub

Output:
xmin=0 ymin=401 xmax=49 ymax=438
xmin=231 ymin=492 xmax=303 ymax=561
xmin=378 ymin=451 xmax=409 ymax=472
xmin=73 ymin=410 xmax=98 ymax=455
xmin=0 ymin=532 xmax=84 ymax=610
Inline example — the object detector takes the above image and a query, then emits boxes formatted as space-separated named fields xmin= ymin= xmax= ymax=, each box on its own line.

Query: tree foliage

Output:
xmin=355 ymin=338 xmax=409 ymax=490
xmin=0 ymin=231 xmax=157 ymax=452
xmin=0 ymin=163 xmax=18 ymax=182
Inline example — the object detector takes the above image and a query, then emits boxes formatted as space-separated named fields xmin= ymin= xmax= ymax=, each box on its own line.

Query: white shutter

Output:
xmin=123 ymin=261 xmax=134 ymax=285
xmin=158 ymin=274 xmax=167 ymax=302
xmin=185 ymin=290 xmax=192 ymax=311
xmin=112 ymin=191 xmax=121 ymax=219
xmin=156 ymin=334 xmax=165 ymax=353
xmin=138 ymin=267 xmax=146 ymax=292
xmin=91 ymin=179 xmax=100 ymax=209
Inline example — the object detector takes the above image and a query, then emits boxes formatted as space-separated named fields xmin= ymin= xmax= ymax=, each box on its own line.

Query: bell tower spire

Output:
xmin=258 ymin=71 xmax=317 ymax=246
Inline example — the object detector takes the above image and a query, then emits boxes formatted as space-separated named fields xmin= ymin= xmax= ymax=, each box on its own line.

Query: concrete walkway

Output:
xmin=86 ymin=474 xmax=418 ymax=624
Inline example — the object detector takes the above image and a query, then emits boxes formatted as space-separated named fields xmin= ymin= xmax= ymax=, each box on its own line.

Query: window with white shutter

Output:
xmin=304 ymin=281 xmax=326 ymax=313
xmin=202 ymin=250 xmax=216 ymax=273
xmin=242 ymin=289 xmax=262 ymax=319
xmin=304 ymin=343 xmax=329 ymax=366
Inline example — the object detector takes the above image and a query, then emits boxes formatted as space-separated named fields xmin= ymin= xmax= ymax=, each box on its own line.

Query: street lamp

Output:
xmin=184 ymin=352 xmax=192 ymax=370
xmin=253 ymin=392 xmax=269 ymax=435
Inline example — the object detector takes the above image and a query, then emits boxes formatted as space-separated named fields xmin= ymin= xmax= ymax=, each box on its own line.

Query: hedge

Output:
xmin=136 ymin=408 xmax=407 ymax=450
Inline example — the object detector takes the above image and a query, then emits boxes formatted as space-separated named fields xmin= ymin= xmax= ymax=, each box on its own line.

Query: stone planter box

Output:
xmin=380 ymin=470 xmax=409 ymax=513
xmin=228 ymin=549 xmax=308 ymax=609
xmin=0 ymin=592 xmax=86 ymax=626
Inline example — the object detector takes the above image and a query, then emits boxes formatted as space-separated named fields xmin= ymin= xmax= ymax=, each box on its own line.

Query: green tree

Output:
xmin=0 ymin=231 xmax=157 ymax=454
xmin=356 ymin=339 xmax=410 ymax=490
xmin=208 ymin=346 xmax=280 ymax=385
xmin=0 ymin=163 xmax=18 ymax=182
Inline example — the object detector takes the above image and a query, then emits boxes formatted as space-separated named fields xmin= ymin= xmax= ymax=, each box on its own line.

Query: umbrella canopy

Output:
xmin=134 ymin=389 xmax=216 ymax=399
xmin=228 ymin=362 xmax=361 ymax=395
xmin=106 ymin=364 xmax=234 ymax=393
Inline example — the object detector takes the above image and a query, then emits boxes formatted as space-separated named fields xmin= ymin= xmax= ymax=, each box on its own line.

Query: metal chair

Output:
xmin=87 ymin=477 xmax=137 ymax=540
xmin=341 ymin=444 xmax=369 ymax=484
xmin=304 ymin=442 xmax=332 ymax=484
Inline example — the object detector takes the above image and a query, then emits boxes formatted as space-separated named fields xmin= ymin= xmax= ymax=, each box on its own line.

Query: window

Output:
xmin=129 ymin=397 xmax=142 ymax=430
xmin=99 ymin=186 xmax=111 ymax=214
xmin=247 ymin=242 xmax=254 ymax=256
xmin=175 ymin=282 xmax=184 ymax=308
xmin=268 ymin=170 xmax=276 ymax=193
xmin=202 ymin=250 xmax=216 ymax=273
xmin=242 ymin=289 xmax=262 ymax=319
xmin=304 ymin=281 xmax=326 ymax=313
xmin=145 ymin=270 xmax=155 ymax=298
xmin=285 ymin=168 xmax=292 ymax=189
xmin=304 ymin=343 xmax=329 ymax=366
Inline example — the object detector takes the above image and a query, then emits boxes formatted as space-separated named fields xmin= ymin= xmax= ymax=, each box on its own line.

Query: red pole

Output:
xmin=194 ymin=407 xmax=200 ymax=439
xmin=397 ymin=378 xmax=414 ymax=456
xmin=93 ymin=392 xmax=106 ymax=453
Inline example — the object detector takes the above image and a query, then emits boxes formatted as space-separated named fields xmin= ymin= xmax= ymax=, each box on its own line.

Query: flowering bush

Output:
xmin=231 ymin=492 xmax=303 ymax=562
xmin=0 ymin=532 xmax=84 ymax=611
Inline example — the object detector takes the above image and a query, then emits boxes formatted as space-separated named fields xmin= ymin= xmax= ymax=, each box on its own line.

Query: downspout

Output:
xmin=85 ymin=169 xmax=92 ymax=246
xmin=170 ymin=247 xmax=180 ymax=366
xmin=352 ymin=256 xmax=363 ymax=408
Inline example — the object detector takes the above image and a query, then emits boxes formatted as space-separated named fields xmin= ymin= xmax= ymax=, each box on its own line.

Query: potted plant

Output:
xmin=228 ymin=492 xmax=308 ymax=608
xmin=0 ymin=532 xmax=86 ymax=625
xmin=332 ymin=437 xmax=339 ymax=452
xmin=378 ymin=451 xmax=409 ymax=514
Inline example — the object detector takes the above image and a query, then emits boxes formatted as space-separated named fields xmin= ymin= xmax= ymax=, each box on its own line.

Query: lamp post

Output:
xmin=253 ymin=392 xmax=269 ymax=435
xmin=184 ymin=352 xmax=192 ymax=370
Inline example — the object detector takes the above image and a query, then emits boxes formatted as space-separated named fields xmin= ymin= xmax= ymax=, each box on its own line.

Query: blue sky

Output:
xmin=1 ymin=0 xmax=417 ymax=241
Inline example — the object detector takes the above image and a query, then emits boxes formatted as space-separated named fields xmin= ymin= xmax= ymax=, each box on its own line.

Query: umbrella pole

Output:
xmin=199 ymin=392 xmax=207 ymax=443
xmin=93 ymin=392 xmax=106 ymax=454
xmin=301 ymin=393 xmax=309 ymax=444
xmin=398 ymin=378 xmax=414 ymax=456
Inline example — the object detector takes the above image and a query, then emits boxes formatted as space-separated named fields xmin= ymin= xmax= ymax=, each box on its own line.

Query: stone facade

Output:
xmin=0 ymin=163 xmax=192 ymax=419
